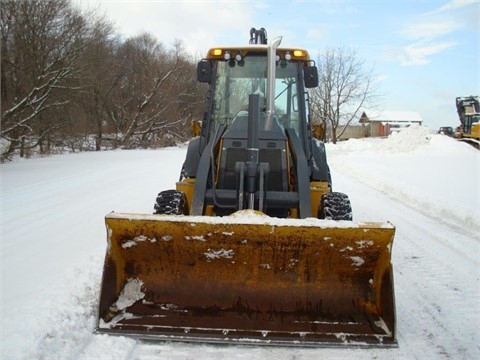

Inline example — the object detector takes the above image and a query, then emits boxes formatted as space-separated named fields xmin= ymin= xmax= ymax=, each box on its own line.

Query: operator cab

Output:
xmin=197 ymin=48 xmax=317 ymax=150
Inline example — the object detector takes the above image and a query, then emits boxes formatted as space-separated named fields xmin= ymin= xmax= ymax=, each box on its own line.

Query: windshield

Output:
xmin=211 ymin=56 xmax=302 ymax=134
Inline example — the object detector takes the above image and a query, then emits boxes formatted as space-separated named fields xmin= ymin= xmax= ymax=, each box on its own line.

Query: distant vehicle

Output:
xmin=437 ymin=126 xmax=454 ymax=137
xmin=455 ymin=96 xmax=479 ymax=148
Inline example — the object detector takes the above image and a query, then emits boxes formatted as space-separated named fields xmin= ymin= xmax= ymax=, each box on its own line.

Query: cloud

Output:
xmin=307 ymin=28 xmax=327 ymax=42
xmin=376 ymin=74 xmax=388 ymax=83
xmin=401 ymin=20 xmax=461 ymax=41
xmin=433 ymin=0 xmax=478 ymax=13
xmin=76 ymin=0 xmax=254 ymax=58
xmin=396 ymin=0 xmax=475 ymax=66
xmin=399 ymin=41 xmax=458 ymax=66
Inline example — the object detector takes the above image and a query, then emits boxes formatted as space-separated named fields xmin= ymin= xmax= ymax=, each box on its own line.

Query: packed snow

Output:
xmin=1 ymin=125 xmax=479 ymax=359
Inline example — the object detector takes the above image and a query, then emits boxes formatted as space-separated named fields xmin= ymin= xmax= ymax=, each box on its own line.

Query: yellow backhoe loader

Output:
xmin=455 ymin=96 xmax=480 ymax=149
xmin=96 ymin=28 xmax=397 ymax=347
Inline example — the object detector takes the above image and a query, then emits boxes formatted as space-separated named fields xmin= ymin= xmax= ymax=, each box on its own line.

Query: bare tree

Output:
xmin=1 ymin=0 xmax=89 ymax=158
xmin=163 ymin=39 xmax=207 ymax=142
xmin=76 ymin=16 xmax=118 ymax=151
xmin=108 ymin=34 xmax=191 ymax=148
xmin=310 ymin=46 xmax=380 ymax=143
xmin=0 ymin=0 xmax=206 ymax=159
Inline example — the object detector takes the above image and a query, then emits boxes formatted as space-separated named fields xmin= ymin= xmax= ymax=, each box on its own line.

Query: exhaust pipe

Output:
xmin=266 ymin=36 xmax=282 ymax=129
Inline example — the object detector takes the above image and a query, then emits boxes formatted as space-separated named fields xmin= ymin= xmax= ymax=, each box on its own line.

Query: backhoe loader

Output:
xmin=96 ymin=28 xmax=397 ymax=347
xmin=455 ymin=96 xmax=480 ymax=149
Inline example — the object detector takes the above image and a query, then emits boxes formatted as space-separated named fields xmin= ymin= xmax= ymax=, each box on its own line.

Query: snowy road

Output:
xmin=1 ymin=128 xmax=479 ymax=359
xmin=331 ymin=156 xmax=479 ymax=360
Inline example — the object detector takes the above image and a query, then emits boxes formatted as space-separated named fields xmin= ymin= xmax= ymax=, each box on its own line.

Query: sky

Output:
xmin=75 ymin=0 xmax=479 ymax=130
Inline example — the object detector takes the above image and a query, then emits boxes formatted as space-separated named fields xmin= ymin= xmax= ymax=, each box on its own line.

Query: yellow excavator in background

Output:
xmin=95 ymin=28 xmax=397 ymax=347
xmin=455 ymin=96 xmax=480 ymax=149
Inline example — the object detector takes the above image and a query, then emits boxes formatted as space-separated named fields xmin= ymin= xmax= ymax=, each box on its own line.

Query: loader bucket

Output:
xmin=96 ymin=210 xmax=396 ymax=347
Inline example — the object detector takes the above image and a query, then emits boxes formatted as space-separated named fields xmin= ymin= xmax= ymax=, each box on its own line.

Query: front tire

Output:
xmin=154 ymin=190 xmax=188 ymax=215
xmin=318 ymin=192 xmax=352 ymax=221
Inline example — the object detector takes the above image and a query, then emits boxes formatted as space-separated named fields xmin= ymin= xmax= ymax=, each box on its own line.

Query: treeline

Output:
xmin=1 ymin=0 xmax=205 ymax=161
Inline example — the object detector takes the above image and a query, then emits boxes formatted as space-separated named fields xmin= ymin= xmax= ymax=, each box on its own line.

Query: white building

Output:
xmin=359 ymin=110 xmax=423 ymax=137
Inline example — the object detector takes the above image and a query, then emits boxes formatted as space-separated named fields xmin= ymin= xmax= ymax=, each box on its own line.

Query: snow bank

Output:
xmin=2 ymin=255 xmax=102 ymax=359
xmin=329 ymin=125 xmax=480 ymax=231
xmin=375 ymin=124 xmax=433 ymax=153
xmin=334 ymin=124 xmax=433 ymax=153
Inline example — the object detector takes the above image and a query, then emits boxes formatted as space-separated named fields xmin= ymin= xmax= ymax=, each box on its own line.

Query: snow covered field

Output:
xmin=1 ymin=126 xmax=479 ymax=359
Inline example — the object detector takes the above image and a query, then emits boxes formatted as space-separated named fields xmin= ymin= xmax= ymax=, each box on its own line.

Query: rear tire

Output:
xmin=318 ymin=192 xmax=352 ymax=220
xmin=154 ymin=190 xmax=188 ymax=215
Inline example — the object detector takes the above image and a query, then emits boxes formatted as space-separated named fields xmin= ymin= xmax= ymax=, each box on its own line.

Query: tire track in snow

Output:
xmin=393 ymin=222 xmax=477 ymax=359
xmin=331 ymin=162 xmax=479 ymax=360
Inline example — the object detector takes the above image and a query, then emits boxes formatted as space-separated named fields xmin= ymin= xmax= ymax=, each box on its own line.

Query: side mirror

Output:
xmin=197 ymin=60 xmax=212 ymax=83
xmin=304 ymin=66 xmax=318 ymax=88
